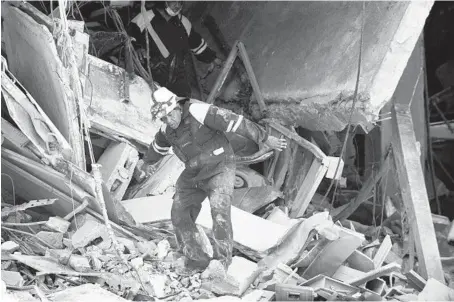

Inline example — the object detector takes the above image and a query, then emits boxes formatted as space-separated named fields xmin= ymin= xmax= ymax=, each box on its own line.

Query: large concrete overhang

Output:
xmin=194 ymin=1 xmax=434 ymax=132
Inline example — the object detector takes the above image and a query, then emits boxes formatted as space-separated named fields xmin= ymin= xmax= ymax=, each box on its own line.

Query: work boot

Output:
xmin=174 ymin=256 xmax=206 ymax=276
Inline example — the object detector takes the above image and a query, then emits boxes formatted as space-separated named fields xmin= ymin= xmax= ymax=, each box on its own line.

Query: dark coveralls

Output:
xmin=129 ymin=8 xmax=217 ymax=97
xmin=144 ymin=100 xmax=268 ymax=268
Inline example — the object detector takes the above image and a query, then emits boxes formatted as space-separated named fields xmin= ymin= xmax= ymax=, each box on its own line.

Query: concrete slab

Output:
xmin=121 ymin=194 xmax=292 ymax=259
xmin=85 ymin=55 xmax=160 ymax=146
xmin=98 ymin=141 xmax=139 ymax=202
xmin=2 ymin=4 xmax=85 ymax=167
xmin=195 ymin=1 xmax=433 ymax=131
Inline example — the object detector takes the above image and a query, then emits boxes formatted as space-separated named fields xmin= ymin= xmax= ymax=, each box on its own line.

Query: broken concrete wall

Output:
xmin=193 ymin=1 xmax=433 ymax=131
xmin=380 ymin=36 xmax=426 ymax=207
xmin=2 ymin=4 xmax=85 ymax=168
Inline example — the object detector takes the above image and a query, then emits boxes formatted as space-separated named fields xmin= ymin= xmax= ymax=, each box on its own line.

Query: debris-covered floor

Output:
xmin=1 ymin=1 xmax=454 ymax=301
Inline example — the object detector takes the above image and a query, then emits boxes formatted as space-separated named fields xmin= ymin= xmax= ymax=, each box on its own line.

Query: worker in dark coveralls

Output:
xmin=142 ymin=87 xmax=287 ymax=274
xmin=129 ymin=1 xmax=222 ymax=97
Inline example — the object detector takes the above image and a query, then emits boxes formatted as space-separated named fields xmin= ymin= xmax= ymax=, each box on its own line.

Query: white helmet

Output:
xmin=150 ymin=87 xmax=179 ymax=120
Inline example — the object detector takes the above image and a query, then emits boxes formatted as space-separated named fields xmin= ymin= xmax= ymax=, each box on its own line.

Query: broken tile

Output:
xmin=148 ymin=274 xmax=168 ymax=298
xmin=202 ymin=256 xmax=258 ymax=296
xmin=36 ymin=231 xmax=64 ymax=249
xmin=202 ymin=260 xmax=227 ymax=282
xmin=135 ymin=240 xmax=157 ymax=256
xmin=71 ymin=219 xmax=111 ymax=249
xmin=117 ymin=237 xmax=138 ymax=255
xmin=130 ymin=257 xmax=144 ymax=269
xmin=157 ymin=239 xmax=170 ymax=260
xmin=68 ymin=255 xmax=91 ymax=273
xmin=1 ymin=241 xmax=19 ymax=254
xmin=46 ymin=249 xmax=72 ymax=265
xmin=1 ymin=270 xmax=24 ymax=287
xmin=44 ymin=216 xmax=70 ymax=233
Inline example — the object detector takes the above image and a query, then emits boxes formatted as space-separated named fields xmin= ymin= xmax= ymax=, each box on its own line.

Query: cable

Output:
xmin=323 ymin=1 xmax=366 ymax=208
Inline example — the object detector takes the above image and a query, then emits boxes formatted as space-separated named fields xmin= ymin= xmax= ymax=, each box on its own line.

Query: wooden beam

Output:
xmin=289 ymin=157 xmax=329 ymax=218
xmin=332 ymin=152 xmax=390 ymax=222
xmin=430 ymin=121 xmax=454 ymax=140
xmin=267 ymin=121 xmax=326 ymax=160
xmin=237 ymin=42 xmax=267 ymax=113
xmin=391 ymin=103 xmax=444 ymax=282
xmin=205 ymin=41 xmax=239 ymax=104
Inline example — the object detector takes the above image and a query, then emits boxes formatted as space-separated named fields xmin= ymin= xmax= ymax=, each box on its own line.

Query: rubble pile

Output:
xmin=1 ymin=1 xmax=454 ymax=301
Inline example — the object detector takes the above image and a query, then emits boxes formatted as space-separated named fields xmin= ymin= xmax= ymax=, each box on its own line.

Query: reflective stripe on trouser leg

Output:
xmin=209 ymin=191 xmax=233 ymax=268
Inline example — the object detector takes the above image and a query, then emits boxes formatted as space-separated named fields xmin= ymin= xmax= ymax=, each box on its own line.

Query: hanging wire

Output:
xmin=323 ymin=1 xmax=366 ymax=208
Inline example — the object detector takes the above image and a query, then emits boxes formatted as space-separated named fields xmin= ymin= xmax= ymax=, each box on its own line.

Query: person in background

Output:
xmin=129 ymin=1 xmax=223 ymax=97
xmin=141 ymin=87 xmax=287 ymax=275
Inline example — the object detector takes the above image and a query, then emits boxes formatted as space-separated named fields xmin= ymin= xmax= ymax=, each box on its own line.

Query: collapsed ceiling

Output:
xmin=190 ymin=1 xmax=433 ymax=131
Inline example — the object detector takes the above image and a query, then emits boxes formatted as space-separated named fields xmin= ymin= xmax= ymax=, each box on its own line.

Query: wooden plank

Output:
xmin=430 ymin=121 xmax=454 ymax=140
xmin=373 ymin=235 xmax=392 ymax=268
xmin=391 ymin=103 xmax=444 ymax=282
xmin=237 ymin=42 xmax=267 ymax=113
xmin=290 ymin=157 xmax=329 ymax=218
xmin=348 ymin=263 xmax=401 ymax=286
xmin=332 ymin=153 xmax=390 ymax=222
xmin=347 ymin=250 xmax=375 ymax=272
xmin=206 ymin=41 xmax=239 ymax=104
xmin=267 ymin=121 xmax=326 ymax=160
xmin=302 ymin=234 xmax=363 ymax=279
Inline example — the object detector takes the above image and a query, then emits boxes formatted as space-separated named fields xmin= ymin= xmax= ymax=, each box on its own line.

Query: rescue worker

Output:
xmin=142 ymin=87 xmax=287 ymax=274
xmin=128 ymin=1 xmax=222 ymax=97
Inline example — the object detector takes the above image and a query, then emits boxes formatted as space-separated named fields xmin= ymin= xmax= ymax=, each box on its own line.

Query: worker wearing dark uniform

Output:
xmin=143 ymin=87 xmax=287 ymax=273
xmin=129 ymin=1 xmax=222 ymax=97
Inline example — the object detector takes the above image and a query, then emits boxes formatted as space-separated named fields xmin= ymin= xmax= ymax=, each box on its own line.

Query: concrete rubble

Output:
xmin=1 ymin=1 xmax=454 ymax=301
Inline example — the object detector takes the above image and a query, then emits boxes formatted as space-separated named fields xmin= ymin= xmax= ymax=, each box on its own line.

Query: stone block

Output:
xmin=1 ymin=270 xmax=24 ymax=287
xmin=1 ymin=241 xmax=19 ymax=254
xmin=70 ymin=219 xmax=111 ymax=249
xmin=36 ymin=231 xmax=64 ymax=249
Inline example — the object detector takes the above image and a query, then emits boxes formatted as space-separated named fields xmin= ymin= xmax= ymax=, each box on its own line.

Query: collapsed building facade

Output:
xmin=1 ymin=1 xmax=454 ymax=301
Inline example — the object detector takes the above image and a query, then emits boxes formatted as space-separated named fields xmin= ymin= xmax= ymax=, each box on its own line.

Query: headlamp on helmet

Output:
xmin=150 ymin=87 xmax=178 ymax=120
